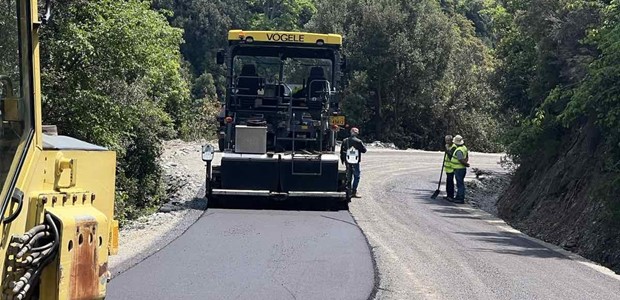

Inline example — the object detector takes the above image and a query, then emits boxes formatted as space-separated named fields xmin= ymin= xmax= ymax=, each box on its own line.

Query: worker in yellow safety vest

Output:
xmin=450 ymin=135 xmax=469 ymax=204
xmin=444 ymin=135 xmax=457 ymax=201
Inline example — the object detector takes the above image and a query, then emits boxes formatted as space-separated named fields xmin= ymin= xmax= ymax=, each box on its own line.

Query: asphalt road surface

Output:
xmin=107 ymin=209 xmax=375 ymax=300
xmin=108 ymin=149 xmax=620 ymax=299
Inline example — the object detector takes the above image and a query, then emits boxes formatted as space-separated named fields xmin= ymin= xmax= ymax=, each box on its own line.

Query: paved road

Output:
xmin=108 ymin=149 xmax=620 ymax=300
xmin=107 ymin=209 xmax=375 ymax=300
xmin=353 ymin=150 xmax=620 ymax=299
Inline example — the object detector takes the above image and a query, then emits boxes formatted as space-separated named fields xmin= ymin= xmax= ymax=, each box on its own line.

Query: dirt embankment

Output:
xmin=497 ymin=124 xmax=620 ymax=274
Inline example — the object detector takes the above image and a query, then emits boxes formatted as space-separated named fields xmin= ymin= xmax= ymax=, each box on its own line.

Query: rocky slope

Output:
xmin=497 ymin=124 xmax=620 ymax=274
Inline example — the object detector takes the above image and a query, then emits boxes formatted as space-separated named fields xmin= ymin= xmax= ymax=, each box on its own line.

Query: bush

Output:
xmin=40 ymin=0 xmax=197 ymax=223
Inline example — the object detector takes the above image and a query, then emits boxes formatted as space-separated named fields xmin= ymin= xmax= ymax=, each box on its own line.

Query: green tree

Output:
xmin=153 ymin=0 xmax=248 ymax=77
xmin=492 ymin=0 xmax=605 ymax=161
xmin=565 ymin=0 xmax=620 ymax=161
xmin=309 ymin=0 xmax=501 ymax=151
xmin=40 ymin=0 xmax=194 ymax=222
xmin=0 ymin=0 xmax=20 ymax=89
xmin=248 ymin=0 xmax=316 ymax=30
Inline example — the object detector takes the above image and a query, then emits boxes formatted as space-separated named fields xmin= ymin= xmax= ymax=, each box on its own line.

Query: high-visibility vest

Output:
xmin=451 ymin=145 xmax=468 ymax=169
xmin=444 ymin=145 xmax=457 ymax=173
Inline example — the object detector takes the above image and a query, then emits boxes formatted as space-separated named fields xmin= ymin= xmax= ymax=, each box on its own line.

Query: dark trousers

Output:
xmin=455 ymin=168 xmax=467 ymax=200
xmin=446 ymin=172 xmax=455 ymax=199
xmin=346 ymin=163 xmax=361 ymax=193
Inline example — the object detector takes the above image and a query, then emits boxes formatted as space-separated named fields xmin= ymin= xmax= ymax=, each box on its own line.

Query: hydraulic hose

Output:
xmin=3 ymin=213 xmax=60 ymax=300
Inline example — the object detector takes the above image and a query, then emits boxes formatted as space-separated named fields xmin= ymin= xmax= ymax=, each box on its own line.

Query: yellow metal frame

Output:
xmin=1 ymin=1 xmax=119 ymax=299
xmin=228 ymin=30 xmax=342 ymax=46
xmin=0 ymin=0 xmax=36 ymax=206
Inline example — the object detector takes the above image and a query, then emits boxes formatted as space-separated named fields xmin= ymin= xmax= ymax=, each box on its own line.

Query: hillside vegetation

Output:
xmin=492 ymin=0 xmax=620 ymax=272
xmin=37 ymin=0 xmax=620 ymax=271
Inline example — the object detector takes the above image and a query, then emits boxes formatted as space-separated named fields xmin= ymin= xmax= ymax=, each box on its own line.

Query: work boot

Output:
xmin=443 ymin=196 xmax=454 ymax=202
xmin=453 ymin=198 xmax=465 ymax=204
xmin=352 ymin=191 xmax=361 ymax=198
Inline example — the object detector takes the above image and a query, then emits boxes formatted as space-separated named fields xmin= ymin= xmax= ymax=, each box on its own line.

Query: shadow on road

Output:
xmin=207 ymin=196 xmax=349 ymax=212
xmin=185 ymin=197 xmax=208 ymax=210
xmin=414 ymin=191 xmax=568 ymax=261
xmin=455 ymin=231 xmax=568 ymax=259
xmin=432 ymin=206 xmax=496 ymax=221
xmin=443 ymin=215 xmax=493 ymax=220
xmin=389 ymin=187 xmax=437 ymax=197
xmin=432 ymin=206 xmax=472 ymax=215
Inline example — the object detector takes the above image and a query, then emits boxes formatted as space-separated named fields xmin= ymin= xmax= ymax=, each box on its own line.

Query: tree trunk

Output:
xmin=374 ymin=86 xmax=383 ymax=137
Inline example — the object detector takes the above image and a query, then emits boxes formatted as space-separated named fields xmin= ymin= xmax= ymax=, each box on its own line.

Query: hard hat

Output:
xmin=453 ymin=135 xmax=464 ymax=146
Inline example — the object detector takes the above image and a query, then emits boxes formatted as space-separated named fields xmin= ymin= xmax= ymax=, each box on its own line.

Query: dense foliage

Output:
xmin=490 ymin=0 xmax=619 ymax=194
xmin=565 ymin=0 xmax=620 ymax=163
xmin=309 ymin=0 xmax=501 ymax=151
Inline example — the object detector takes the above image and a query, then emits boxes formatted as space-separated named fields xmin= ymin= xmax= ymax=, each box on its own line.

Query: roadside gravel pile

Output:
xmin=465 ymin=169 xmax=511 ymax=216
xmin=159 ymin=139 xmax=210 ymax=213
xmin=337 ymin=140 xmax=399 ymax=150
xmin=108 ymin=139 xmax=210 ymax=277
xmin=368 ymin=141 xmax=399 ymax=150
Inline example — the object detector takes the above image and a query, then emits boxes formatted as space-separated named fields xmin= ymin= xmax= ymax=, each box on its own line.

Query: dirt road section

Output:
xmin=352 ymin=150 xmax=620 ymax=299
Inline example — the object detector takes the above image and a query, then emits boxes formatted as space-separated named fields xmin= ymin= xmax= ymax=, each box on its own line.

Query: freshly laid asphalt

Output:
xmin=107 ymin=209 xmax=375 ymax=300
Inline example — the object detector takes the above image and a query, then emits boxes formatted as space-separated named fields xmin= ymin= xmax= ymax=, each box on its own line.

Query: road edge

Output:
xmin=109 ymin=185 xmax=209 ymax=279
xmin=348 ymin=209 xmax=381 ymax=300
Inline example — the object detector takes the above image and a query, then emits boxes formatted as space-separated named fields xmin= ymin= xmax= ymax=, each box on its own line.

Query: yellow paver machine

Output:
xmin=1 ymin=1 xmax=118 ymax=299
xmin=203 ymin=30 xmax=350 ymax=208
